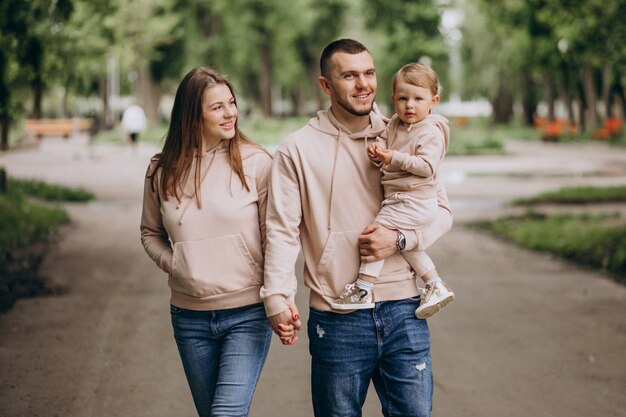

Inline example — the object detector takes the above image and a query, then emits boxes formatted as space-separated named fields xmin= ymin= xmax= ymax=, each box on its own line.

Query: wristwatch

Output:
xmin=396 ymin=230 xmax=406 ymax=252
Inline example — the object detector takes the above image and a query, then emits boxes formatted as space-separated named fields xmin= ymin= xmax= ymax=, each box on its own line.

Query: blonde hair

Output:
xmin=392 ymin=63 xmax=441 ymax=97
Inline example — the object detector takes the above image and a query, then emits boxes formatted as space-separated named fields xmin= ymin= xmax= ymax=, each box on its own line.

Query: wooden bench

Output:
xmin=24 ymin=118 xmax=94 ymax=138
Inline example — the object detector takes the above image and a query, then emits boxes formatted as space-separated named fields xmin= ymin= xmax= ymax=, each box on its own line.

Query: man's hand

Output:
xmin=358 ymin=223 xmax=397 ymax=263
xmin=268 ymin=303 xmax=302 ymax=345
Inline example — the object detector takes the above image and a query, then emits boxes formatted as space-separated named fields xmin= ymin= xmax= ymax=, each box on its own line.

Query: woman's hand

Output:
xmin=269 ymin=303 xmax=302 ymax=345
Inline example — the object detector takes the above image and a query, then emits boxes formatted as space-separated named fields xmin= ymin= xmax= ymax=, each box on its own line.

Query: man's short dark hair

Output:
xmin=320 ymin=39 xmax=369 ymax=78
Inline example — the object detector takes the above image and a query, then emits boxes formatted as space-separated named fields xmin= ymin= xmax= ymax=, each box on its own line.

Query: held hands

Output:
xmin=367 ymin=143 xmax=393 ymax=165
xmin=358 ymin=223 xmax=398 ymax=263
xmin=269 ymin=303 xmax=302 ymax=346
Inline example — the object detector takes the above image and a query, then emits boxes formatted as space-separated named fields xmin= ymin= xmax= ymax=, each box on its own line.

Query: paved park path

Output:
xmin=1 ymin=135 xmax=625 ymax=417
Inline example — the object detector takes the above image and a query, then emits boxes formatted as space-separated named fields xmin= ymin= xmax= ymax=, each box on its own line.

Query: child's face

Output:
xmin=392 ymin=79 xmax=439 ymax=125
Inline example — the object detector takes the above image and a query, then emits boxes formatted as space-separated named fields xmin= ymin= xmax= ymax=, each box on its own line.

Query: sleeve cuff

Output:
xmin=263 ymin=294 xmax=292 ymax=317
xmin=387 ymin=150 xmax=404 ymax=170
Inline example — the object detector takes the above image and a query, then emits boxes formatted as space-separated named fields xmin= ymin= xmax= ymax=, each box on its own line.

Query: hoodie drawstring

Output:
xmin=177 ymin=151 xmax=216 ymax=225
xmin=328 ymin=130 xmax=342 ymax=231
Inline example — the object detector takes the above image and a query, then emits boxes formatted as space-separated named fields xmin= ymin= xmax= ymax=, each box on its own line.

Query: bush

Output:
xmin=0 ymin=175 xmax=93 ymax=312
xmin=8 ymin=177 xmax=95 ymax=202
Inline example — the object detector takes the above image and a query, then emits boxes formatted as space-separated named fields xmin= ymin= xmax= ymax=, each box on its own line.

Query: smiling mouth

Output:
xmin=354 ymin=93 xmax=370 ymax=100
xmin=220 ymin=122 xmax=234 ymax=129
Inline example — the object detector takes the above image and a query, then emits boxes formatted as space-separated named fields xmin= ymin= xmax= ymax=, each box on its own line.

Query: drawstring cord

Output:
xmin=177 ymin=150 xmax=217 ymax=225
xmin=327 ymin=130 xmax=341 ymax=231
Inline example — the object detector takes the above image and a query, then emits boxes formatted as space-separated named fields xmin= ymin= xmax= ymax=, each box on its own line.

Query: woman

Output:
xmin=140 ymin=67 xmax=280 ymax=417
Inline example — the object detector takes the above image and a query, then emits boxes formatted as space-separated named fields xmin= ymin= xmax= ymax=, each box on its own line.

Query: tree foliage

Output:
xmin=460 ymin=0 xmax=626 ymax=128
xmin=362 ymin=0 xmax=448 ymax=106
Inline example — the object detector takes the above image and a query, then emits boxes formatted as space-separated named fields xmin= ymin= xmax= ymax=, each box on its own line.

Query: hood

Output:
xmin=427 ymin=113 xmax=450 ymax=153
xmin=307 ymin=106 xmax=388 ymax=140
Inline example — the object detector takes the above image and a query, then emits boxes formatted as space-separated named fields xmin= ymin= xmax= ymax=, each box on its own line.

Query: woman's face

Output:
xmin=201 ymin=83 xmax=238 ymax=148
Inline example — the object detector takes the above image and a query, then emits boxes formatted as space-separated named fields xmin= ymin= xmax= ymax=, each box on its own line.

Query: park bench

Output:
xmin=24 ymin=118 xmax=93 ymax=139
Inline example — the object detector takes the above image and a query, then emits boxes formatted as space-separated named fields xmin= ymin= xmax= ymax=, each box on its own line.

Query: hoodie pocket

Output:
xmin=171 ymin=234 xmax=259 ymax=298
xmin=315 ymin=230 xmax=361 ymax=297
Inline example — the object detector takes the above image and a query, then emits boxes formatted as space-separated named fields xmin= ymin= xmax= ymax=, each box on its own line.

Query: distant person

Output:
xmin=121 ymin=104 xmax=147 ymax=145
xmin=332 ymin=62 xmax=455 ymax=319
xmin=140 ymin=67 xmax=295 ymax=417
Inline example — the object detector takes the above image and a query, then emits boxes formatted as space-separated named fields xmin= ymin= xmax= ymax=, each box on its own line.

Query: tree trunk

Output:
xmin=259 ymin=40 xmax=273 ymax=117
xmin=0 ymin=167 xmax=6 ymax=192
xmin=612 ymin=77 xmax=626 ymax=119
xmin=1 ymin=114 xmax=9 ymax=151
xmin=99 ymin=76 xmax=109 ymax=129
xmin=521 ymin=73 xmax=537 ymax=126
xmin=601 ymin=65 xmax=612 ymax=118
xmin=290 ymin=87 xmax=306 ymax=116
xmin=0 ymin=51 xmax=10 ymax=150
xmin=559 ymin=61 xmax=576 ymax=127
xmin=576 ymin=80 xmax=587 ymax=133
xmin=137 ymin=68 xmax=161 ymax=123
xmin=545 ymin=75 xmax=555 ymax=121
xmin=492 ymin=72 xmax=513 ymax=124
xmin=582 ymin=65 xmax=600 ymax=127
xmin=32 ymin=78 xmax=44 ymax=119
xmin=308 ymin=61 xmax=324 ymax=111
xmin=62 ymin=86 xmax=69 ymax=118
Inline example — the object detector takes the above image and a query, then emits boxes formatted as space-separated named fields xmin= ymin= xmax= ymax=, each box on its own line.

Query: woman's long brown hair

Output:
xmin=149 ymin=67 xmax=261 ymax=207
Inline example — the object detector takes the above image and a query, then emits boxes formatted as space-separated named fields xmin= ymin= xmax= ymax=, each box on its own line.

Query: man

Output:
xmin=260 ymin=39 xmax=452 ymax=417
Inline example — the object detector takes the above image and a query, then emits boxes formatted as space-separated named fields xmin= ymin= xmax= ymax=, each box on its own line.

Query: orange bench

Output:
xmin=593 ymin=118 xmax=624 ymax=140
xmin=24 ymin=118 xmax=93 ymax=138
xmin=535 ymin=116 xmax=577 ymax=141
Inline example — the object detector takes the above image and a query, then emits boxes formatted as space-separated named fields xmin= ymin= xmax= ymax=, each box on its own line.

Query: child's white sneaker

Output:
xmin=415 ymin=281 xmax=454 ymax=319
xmin=330 ymin=283 xmax=375 ymax=310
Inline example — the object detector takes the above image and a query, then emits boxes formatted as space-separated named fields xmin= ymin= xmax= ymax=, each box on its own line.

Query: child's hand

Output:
xmin=375 ymin=147 xmax=393 ymax=165
xmin=367 ymin=143 xmax=380 ymax=159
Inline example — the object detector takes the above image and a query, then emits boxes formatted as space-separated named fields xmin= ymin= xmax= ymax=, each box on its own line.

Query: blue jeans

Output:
xmin=170 ymin=303 xmax=272 ymax=417
xmin=308 ymin=297 xmax=433 ymax=417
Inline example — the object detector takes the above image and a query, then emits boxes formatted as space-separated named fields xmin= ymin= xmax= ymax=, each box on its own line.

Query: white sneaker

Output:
xmin=330 ymin=283 xmax=375 ymax=310
xmin=415 ymin=281 xmax=455 ymax=319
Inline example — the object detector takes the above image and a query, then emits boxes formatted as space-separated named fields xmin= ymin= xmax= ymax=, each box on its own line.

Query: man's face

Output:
xmin=322 ymin=51 xmax=377 ymax=117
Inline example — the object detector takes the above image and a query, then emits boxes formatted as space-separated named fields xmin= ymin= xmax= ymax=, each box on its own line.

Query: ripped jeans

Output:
xmin=308 ymin=297 xmax=433 ymax=417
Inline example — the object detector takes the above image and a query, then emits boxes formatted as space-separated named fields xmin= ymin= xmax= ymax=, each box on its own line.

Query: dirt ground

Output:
xmin=1 ymin=136 xmax=625 ymax=417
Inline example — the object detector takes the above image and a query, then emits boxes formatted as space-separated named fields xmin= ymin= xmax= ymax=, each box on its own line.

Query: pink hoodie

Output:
xmin=140 ymin=141 xmax=272 ymax=311
xmin=380 ymin=113 xmax=450 ymax=198
xmin=261 ymin=110 xmax=452 ymax=316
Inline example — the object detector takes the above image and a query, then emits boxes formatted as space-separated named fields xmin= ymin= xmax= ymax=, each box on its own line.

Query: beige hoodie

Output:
xmin=380 ymin=113 xmax=450 ymax=198
xmin=140 ymin=141 xmax=272 ymax=311
xmin=261 ymin=109 xmax=452 ymax=316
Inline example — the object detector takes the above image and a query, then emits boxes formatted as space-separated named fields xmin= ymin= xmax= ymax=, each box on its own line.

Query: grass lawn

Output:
xmin=513 ymin=185 xmax=626 ymax=205
xmin=477 ymin=184 xmax=626 ymax=285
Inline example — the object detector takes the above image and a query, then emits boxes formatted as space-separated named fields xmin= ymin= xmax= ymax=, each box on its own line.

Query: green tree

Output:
xmin=0 ymin=0 xmax=28 ymax=149
xmin=0 ymin=0 xmax=73 ymax=149
xmin=362 ymin=0 xmax=449 ymax=107
xmin=20 ymin=0 xmax=74 ymax=119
